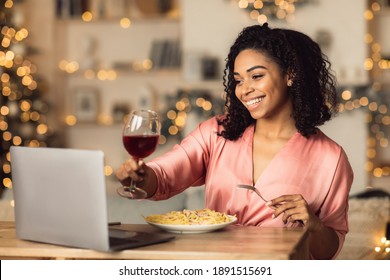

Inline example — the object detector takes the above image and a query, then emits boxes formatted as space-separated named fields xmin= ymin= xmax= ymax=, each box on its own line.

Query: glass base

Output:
xmin=117 ymin=186 xmax=148 ymax=199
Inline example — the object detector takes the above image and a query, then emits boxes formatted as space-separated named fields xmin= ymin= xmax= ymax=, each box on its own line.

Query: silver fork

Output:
xmin=237 ymin=184 xmax=267 ymax=203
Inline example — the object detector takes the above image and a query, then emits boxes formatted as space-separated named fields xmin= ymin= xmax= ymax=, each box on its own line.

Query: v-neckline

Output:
xmin=245 ymin=126 xmax=300 ymax=187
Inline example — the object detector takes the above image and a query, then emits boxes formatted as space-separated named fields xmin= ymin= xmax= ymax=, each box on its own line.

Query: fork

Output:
xmin=237 ymin=184 xmax=268 ymax=203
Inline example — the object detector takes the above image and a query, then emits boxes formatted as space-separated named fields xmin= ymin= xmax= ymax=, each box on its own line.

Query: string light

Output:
xmin=1 ymin=1 xmax=55 ymax=189
xmin=236 ymin=0 xmax=312 ymax=23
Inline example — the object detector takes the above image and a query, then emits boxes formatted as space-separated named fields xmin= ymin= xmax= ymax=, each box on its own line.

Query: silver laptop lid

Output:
xmin=10 ymin=146 xmax=110 ymax=251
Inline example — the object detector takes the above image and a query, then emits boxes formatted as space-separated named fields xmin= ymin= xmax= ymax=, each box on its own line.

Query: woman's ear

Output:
xmin=286 ymin=70 xmax=296 ymax=87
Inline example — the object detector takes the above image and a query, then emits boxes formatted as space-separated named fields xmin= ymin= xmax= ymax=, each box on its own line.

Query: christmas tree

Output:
xmin=0 ymin=0 xmax=56 ymax=196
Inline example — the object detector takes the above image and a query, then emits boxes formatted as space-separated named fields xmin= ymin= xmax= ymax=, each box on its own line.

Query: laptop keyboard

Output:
xmin=109 ymin=236 xmax=138 ymax=246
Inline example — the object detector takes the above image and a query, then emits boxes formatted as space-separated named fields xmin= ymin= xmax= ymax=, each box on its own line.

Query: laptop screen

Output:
xmin=10 ymin=146 xmax=111 ymax=251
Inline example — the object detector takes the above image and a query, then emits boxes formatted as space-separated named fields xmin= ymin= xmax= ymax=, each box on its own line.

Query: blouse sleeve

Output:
xmin=146 ymin=117 xmax=217 ymax=200
xmin=319 ymin=147 xmax=354 ymax=259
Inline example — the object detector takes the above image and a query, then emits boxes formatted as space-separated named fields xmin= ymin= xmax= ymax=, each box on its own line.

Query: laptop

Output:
xmin=10 ymin=146 xmax=175 ymax=251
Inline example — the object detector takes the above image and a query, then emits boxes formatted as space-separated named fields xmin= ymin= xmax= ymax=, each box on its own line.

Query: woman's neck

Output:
xmin=254 ymin=117 xmax=297 ymax=139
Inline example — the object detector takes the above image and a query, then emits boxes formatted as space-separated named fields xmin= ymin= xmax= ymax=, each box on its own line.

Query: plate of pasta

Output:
xmin=144 ymin=209 xmax=237 ymax=234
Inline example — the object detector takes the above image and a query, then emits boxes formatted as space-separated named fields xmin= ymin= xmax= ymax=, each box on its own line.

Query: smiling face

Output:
xmin=234 ymin=49 xmax=293 ymax=122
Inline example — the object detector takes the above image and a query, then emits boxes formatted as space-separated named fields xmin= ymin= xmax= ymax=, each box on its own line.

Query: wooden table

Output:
xmin=0 ymin=221 xmax=309 ymax=260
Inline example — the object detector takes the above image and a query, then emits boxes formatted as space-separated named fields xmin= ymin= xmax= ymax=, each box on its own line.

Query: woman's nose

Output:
xmin=241 ymin=81 xmax=254 ymax=95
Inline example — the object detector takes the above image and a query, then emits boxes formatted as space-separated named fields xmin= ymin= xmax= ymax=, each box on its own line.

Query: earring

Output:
xmin=287 ymin=80 xmax=293 ymax=87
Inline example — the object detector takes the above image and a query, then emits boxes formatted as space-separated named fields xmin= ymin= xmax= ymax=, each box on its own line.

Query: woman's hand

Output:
xmin=116 ymin=158 xmax=146 ymax=187
xmin=266 ymin=194 xmax=340 ymax=259
xmin=115 ymin=158 xmax=158 ymax=198
xmin=266 ymin=194 xmax=322 ymax=231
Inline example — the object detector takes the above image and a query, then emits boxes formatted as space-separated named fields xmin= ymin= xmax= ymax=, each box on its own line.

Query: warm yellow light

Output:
xmin=364 ymin=33 xmax=373 ymax=44
xmin=364 ymin=10 xmax=374 ymax=20
xmin=253 ymin=0 xmax=263 ymax=9
xmin=2 ymin=86 xmax=11 ymax=96
xmin=104 ymin=165 xmax=113 ymax=176
xmin=364 ymin=58 xmax=374 ymax=70
xmin=359 ymin=97 xmax=369 ymax=106
xmin=3 ymin=163 xmax=11 ymax=174
xmin=202 ymin=101 xmax=213 ymax=111
xmin=372 ymin=2 xmax=381 ymax=12
xmin=0 ymin=106 xmax=10 ymax=115
xmin=0 ymin=120 xmax=8 ymax=131
xmin=22 ymin=75 xmax=33 ymax=86
xmin=168 ymin=125 xmax=179 ymax=135
xmin=257 ymin=14 xmax=268 ymax=24
xmin=368 ymin=102 xmax=378 ymax=112
xmin=119 ymin=17 xmax=131 ymax=28
xmin=65 ymin=61 xmax=79 ymax=73
xmin=28 ymin=140 xmax=40 ymax=147
xmin=30 ymin=111 xmax=40 ymax=121
xmin=20 ymin=111 xmax=30 ymax=122
xmin=373 ymin=168 xmax=383 ymax=178
xmin=167 ymin=110 xmax=177 ymax=120
xmin=97 ymin=70 xmax=108 ymax=80
xmin=36 ymin=124 xmax=48 ymax=135
xmin=1 ymin=73 xmax=10 ymax=82
xmin=250 ymin=10 xmax=260 ymax=19
xmin=352 ymin=99 xmax=361 ymax=109
xmin=159 ymin=135 xmax=166 ymax=145
xmin=107 ymin=70 xmax=117 ymax=81
xmin=65 ymin=115 xmax=77 ymax=126
xmin=378 ymin=104 xmax=388 ymax=114
xmin=174 ymin=116 xmax=186 ymax=127
xmin=97 ymin=114 xmax=113 ymax=125
xmin=175 ymin=101 xmax=186 ymax=111
xmin=380 ymin=138 xmax=388 ymax=148
xmin=5 ymin=50 xmax=15 ymax=61
xmin=1 ymin=38 xmax=11 ymax=48
xmin=276 ymin=9 xmax=287 ymax=19
xmin=5 ymin=0 xmax=13 ymax=8
xmin=196 ymin=97 xmax=205 ymax=107
xmin=383 ymin=116 xmax=390 ymax=125
xmin=20 ymin=100 xmax=31 ymax=111
xmin=12 ymin=136 xmax=22 ymax=145
xmin=367 ymin=148 xmax=376 ymax=159
xmin=17 ymin=66 xmax=27 ymax=76
xmin=82 ymin=11 xmax=93 ymax=22
xmin=341 ymin=90 xmax=352 ymax=100
xmin=238 ymin=0 xmax=249 ymax=9
xmin=59 ymin=60 xmax=68 ymax=71
xmin=84 ymin=69 xmax=95 ymax=79
xmin=3 ymin=131 xmax=12 ymax=141
xmin=379 ymin=59 xmax=390 ymax=70
xmin=374 ymin=246 xmax=381 ymax=252
xmin=365 ymin=161 xmax=374 ymax=172
xmin=3 ymin=178 xmax=12 ymax=188
xmin=28 ymin=80 xmax=37 ymax=90
xmin=142 ymin=59 xmax=152 ymax=70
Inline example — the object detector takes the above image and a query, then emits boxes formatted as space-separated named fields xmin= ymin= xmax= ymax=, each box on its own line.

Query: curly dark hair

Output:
xmin=218 ymin=23 xmax=339 ymax=140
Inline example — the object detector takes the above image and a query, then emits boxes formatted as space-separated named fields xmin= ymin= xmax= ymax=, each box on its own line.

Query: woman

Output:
xmin=116 ymin=24 xmax=353 ymax=259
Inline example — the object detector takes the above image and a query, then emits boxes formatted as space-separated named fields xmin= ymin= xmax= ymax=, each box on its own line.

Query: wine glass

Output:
xmin=117 ymin=109 xmax=161 ymax=199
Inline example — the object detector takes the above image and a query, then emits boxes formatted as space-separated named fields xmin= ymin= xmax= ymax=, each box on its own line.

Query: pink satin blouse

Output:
xmin=148 ymin=116 xmax=353 ymax=257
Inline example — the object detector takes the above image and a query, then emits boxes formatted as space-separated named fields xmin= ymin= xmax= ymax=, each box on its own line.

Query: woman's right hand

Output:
xmin=116 ymin=158 xmax=158 ymax=198
xmin=116 ymin=158 xmax=146 ymax=187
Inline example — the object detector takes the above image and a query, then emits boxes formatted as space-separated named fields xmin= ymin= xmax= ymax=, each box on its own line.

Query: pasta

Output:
xmin=145 ymin=209 xmax=233 ymax=225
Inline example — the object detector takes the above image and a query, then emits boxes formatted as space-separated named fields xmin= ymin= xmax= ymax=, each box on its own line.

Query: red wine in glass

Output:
xmin=123 ymin=134 xmax=159 ymax=160
xmin=117 ymin=109 xmax=161 ymax=199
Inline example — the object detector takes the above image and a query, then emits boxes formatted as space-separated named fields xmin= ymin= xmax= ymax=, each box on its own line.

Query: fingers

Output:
xmin=267 ymin=194 xmax=308 ymax=225
xmin=115 ymin=159 xmax=146 ymax=185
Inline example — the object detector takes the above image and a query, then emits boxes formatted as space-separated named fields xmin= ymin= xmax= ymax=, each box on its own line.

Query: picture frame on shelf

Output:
xmin=72 ymin=86 xmax=100 ymax=123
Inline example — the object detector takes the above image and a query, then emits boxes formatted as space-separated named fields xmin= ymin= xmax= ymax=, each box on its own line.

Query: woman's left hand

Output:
xmin=266 ymin=194 xmax=322 ymax=231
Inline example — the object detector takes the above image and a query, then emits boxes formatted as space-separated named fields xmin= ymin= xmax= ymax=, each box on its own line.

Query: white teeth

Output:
xmin=246 ymin=97 xmax=264 ymax=106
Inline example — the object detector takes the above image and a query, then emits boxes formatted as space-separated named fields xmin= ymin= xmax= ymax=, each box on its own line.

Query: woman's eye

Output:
xmin=234 ymin=80 xmax=242 ymax=85
xmin=253 ymin=74 xmax=263 ymax=79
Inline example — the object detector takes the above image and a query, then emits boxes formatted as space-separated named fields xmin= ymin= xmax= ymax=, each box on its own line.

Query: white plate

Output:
xmin=146 ymin=215 xmax=237 ymax=234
